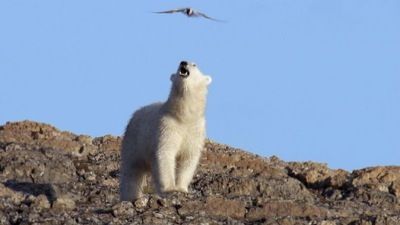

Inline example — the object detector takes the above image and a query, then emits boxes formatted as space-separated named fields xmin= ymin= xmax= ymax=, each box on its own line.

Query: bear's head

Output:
xmin=170 ymin=61 xmax=212 ymax=92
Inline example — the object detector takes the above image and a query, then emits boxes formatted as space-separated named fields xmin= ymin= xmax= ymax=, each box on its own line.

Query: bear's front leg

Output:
xmin=152 ymin=131 xmax=182 ymax=194
xmin=175 ymin=144 xmax=202 ymax=192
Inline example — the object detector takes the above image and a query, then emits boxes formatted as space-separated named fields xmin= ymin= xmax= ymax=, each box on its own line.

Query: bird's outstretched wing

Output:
xmin=195 ymin=11 xmax=226 ymax=22
xmin=153 ymin=8 xmax=186 ymax=14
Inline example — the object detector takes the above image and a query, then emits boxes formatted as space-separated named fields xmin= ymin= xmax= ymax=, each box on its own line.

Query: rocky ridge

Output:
xmin=0 ymin=121 xmax=399 ymax=225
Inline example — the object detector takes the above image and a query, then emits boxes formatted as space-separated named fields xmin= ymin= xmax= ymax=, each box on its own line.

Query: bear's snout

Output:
xmin=180 ymin=61 xmax=188 ymax=67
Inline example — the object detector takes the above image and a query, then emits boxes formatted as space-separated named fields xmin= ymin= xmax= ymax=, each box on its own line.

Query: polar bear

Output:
xmin=120 ymin=61 xmax=212 ymax=201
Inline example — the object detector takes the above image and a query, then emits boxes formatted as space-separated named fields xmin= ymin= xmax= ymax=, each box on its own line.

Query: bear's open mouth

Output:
xmin=179 ymin=66 xmax=190 ymax=78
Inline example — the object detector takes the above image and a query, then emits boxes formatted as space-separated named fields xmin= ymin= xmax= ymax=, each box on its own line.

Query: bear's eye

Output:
xmin=192 ymin=63 xmax=196 ymax=67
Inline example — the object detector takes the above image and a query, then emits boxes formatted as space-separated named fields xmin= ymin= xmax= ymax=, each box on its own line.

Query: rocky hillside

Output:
xmin=0 ymin=121 xmax=399 ymax=225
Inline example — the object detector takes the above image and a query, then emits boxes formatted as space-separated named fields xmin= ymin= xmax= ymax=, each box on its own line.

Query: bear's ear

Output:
xmin=170 ymin=74 xmax=176 ymax=82
xmin=205 ymin=76 xmax=212 ymax=85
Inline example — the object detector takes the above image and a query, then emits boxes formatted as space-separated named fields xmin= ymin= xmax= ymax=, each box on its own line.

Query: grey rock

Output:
xmin=0 ymin=121 xmax=399 ymax=225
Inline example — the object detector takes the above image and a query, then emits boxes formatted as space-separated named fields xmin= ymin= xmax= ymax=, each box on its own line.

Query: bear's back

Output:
xmin=122 ymin=102 xmax=163 ymax=153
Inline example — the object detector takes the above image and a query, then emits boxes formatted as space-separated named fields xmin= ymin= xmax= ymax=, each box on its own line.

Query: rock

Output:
xmin=52 ymin=195 xmax=76 ymax=210
xmin=0 ymin=183 xmax=25 ymax=204
xmin=0 ymin=148 xmax=77 ymax=184
xmin=133 ymin=196 xmax=149 ymax=208
xmin=246 ymin=201 xmax=328 ymax=220
xmin=203 ymin=196 xmax=246 ymax=219
xmin=319 ymin=221 xmax=337 ymax=225
xmin=75 ymin=135 xmax=93 ymax=145
xmin=0 ymin=120 xmax=400 ymax=224
xmin=0 ymin=211 xmax=9 ymax=225
xmin=352 ymin=166 xmax=400 ymax=196
xmin=93 ymin=135 xmax=121 ymax=152
xmin=112 ymin=201 xmax=135 ymax=217
xmin=32 ymin=194 xmax=51 ymax=210
xmin=389 ymin=181 xmax=400 ymax=197
xmin=177 ymin=196 xmax=246 ymax=220
xmin=287 ymin=161 xmax=350 ymax=188
xmin=0 ymin=120 xmax=97 ymax=157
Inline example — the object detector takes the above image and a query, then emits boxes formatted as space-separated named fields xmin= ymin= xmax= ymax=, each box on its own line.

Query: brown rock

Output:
xmin=287 ymin=161 xmax=350 ymax=188
xmin=389 ymin=181 xmax=400 ymax=197
xmin=203 ymin=196 xmax=246 ymax=219
xmin=0 ymin=120 xmax=97 ymax=157
xmin=0 ymin=148 xmax=77 ymax=184
xmin=75 ymin=135 xmax=93 ymax=145
xmin=32 ymin=194 xmax=51 ymax=210
xmin=351 ymin=166 xmax=400 ymax=206
xmin=246 ymin=201 xmax=328 ymax=220
xmin=0 ymin=183 xmax=25 ymax=204
xmin=319 ymin=221 xmax=337 ymax=225
xmin=52 ymin=196 xmax=76 ymax=210
xmin=0 ymin=121 xmax=400 ymax=224
xmin=93 ymin=135 xmax=121 ymax=152
xmin=177 ymin=199 xmax=203 ymax=217
xmin=352 ymin=167 xmax=400 ymax=194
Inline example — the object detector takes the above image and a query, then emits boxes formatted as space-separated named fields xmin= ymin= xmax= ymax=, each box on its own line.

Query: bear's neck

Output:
xmin=164 ymin=86 xmax=207 ymax=123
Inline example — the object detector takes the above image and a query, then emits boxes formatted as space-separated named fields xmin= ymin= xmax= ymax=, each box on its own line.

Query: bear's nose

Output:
xmin=180 ymin=61 xmax=188 ymax=67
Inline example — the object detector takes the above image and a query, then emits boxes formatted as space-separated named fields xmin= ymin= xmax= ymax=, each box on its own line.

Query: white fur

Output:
xmin=120 ymin=61 xmax=212 ymax=201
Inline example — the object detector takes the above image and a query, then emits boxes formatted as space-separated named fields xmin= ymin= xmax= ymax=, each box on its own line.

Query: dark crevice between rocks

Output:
xmin=0 ymin=142 xmax=15 ymax=151
xmin=109 ymin=169 xmax=119 ymax=178
xmin=4 ymin=180 xmax=57 ymax=204
xmin=78 ymin=146 xmax=85 ymax=154
xmin=243 ymin=205 xmax=253 ymax=223
xmin=173 ymin=203 xmax=184 ymax=221
xmin=347 ymin=215 xmax=377 ymax=225
xmin=10 ymin=217 xmax=22 ymax=225
xmin=94 ymin=208 xmax=113 ymax=215
xmin=0 ymin=142 xmax=7 ymax=151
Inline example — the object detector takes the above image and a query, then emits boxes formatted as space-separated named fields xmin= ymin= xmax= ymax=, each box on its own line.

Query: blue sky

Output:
xmin=1 ymin=0 xmax=399 ymax=170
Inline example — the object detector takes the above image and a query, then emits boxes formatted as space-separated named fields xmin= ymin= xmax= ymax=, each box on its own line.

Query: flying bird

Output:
xmin=154 ymin=7 xmax=224 ymax=22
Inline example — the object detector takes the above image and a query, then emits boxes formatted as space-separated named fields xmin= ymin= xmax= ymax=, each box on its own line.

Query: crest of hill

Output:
xmin=0 ymin=120 xmax=399 ymax=225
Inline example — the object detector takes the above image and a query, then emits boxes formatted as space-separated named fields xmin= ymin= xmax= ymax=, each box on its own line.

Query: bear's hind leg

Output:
xmin=120 ymin=165 xmax=147 ymax=201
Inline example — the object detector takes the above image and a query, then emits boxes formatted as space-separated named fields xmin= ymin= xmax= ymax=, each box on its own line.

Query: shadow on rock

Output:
xmin=4 ymin=180 xmax=57 ymax=204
